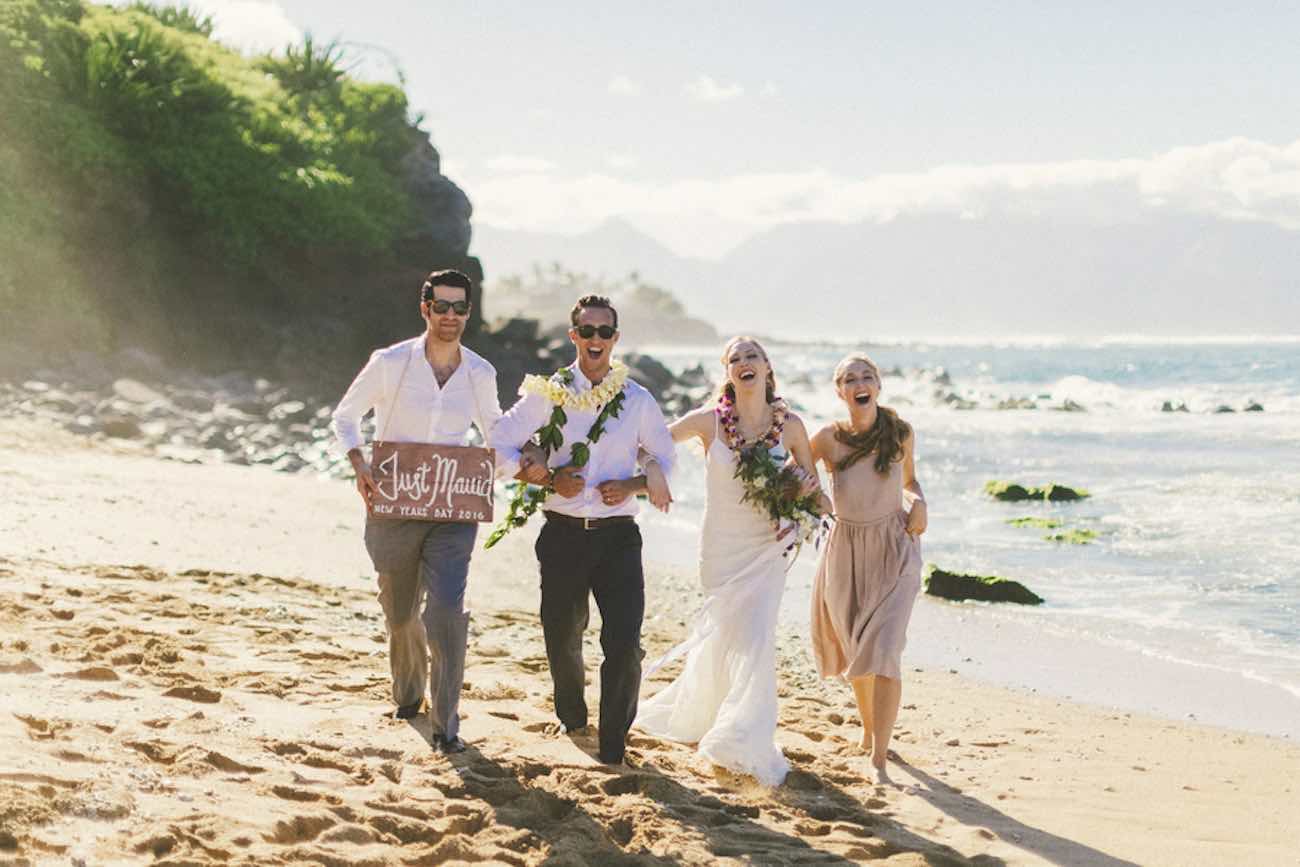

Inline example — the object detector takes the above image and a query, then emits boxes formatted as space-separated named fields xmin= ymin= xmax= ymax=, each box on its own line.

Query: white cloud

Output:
xmin=207 ymin=1 xmax=300 ymax=54
xmin=606 ymin=154 xmax=639 ymax=170
xmin=607 ymin=75 xmax=641 ymax=96
xmin=463 ymin=137 xmax=1300 ymax=258
xmin=760 ymin=81 xmax=779 ymax=98
xmin=684 ymin=75 xmax=744 ymax=103
xmin=104 ymin=0 xmax=300 ymax=54
xmin=484 ymin=155 xmax=556 ymax=174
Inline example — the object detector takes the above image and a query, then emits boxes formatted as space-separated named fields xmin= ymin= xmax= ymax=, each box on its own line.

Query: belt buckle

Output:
xmin=583 ymin=516 xmax=595 ymax=530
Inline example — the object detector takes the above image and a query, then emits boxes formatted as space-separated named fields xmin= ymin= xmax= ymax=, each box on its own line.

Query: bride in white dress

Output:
xmin=635 ymin=337 xmax=827 ymax=786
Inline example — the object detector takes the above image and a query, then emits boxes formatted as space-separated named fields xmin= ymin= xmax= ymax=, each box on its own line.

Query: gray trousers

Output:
xmin=363 ymin=517 xmax=476 ymax=738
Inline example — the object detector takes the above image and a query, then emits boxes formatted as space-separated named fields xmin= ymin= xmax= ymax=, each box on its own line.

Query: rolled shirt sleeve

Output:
xmin=469 ymin=359 xmax=504 ymax=448
xmin=490 ymin=391 xmax=550 ymax=480
xmin=636 ymin=392 xmax=677 ymax=484
xmin=331 ymin=349 xmax=385 ymax=456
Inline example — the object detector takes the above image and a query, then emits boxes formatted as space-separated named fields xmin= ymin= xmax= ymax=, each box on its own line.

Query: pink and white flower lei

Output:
xmin=717 ymin=390 xmax=788 ymax=451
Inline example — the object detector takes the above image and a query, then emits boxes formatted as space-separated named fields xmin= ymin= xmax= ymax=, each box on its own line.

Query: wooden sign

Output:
xmin=369 ymin=442 xmax=495 ymax=523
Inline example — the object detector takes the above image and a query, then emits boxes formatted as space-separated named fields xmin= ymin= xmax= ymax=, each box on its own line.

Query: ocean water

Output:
xmin=635 ymin=338 xmax=1300 ymax=711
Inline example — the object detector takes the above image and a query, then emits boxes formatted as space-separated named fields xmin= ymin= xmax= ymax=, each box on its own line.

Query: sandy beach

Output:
xmin=3 ymin=417 xmax=1299 ymax=866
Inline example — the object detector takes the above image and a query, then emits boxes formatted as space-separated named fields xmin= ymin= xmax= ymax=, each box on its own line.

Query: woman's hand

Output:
xmin=644 ymin=461 xmax=673 ymax=513
xmin=783 ymin=455 xmax=821 ymax=498
xmin=905 ymin=499 xmax=928 ymax=538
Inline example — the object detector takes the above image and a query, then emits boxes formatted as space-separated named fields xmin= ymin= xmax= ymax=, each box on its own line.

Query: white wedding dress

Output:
xmin=635 ymin=418 xmax=791 ymax=786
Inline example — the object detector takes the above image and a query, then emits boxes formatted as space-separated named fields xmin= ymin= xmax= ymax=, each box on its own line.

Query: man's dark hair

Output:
xmin=421 ymin=269 xmax=474 ymax=306
xmin=570 ymin=294 xmax=618 ymax=330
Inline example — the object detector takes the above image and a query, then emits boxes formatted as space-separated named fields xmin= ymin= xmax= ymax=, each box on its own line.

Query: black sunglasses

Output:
xmin=428 ymin=299 xmax=470 ymax=316
xmin=575 ymin=324 xmax=617 ymax=339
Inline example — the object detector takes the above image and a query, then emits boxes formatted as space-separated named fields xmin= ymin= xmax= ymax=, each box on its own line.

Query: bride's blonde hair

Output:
xmin=718 ymin=335 xmax=778 ymax=403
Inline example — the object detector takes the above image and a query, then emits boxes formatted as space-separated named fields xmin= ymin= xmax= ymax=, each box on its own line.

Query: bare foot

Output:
xmin=859 ymin=729 xmax=872 ymax=753
xmin=872 ymin=760 xmax=892 ymax=785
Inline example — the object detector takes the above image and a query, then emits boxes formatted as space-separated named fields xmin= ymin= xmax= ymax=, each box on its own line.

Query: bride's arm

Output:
xmin=637 ymin=406 xmax=712 ymax=465
xmin=637 ymin=406 xmax=714 ymax=513
xmin=784 ymin=415 xmax=833 ymax=515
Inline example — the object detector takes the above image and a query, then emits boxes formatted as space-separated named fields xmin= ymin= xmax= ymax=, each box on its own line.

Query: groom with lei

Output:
xmin=493 ymin=294 xmax=676 ymax=765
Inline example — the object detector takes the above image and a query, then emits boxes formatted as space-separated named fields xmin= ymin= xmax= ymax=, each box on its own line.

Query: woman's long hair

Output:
xmin=832 ymin=354 xmax=910 ymax=474
xmin=718 ymin=335 xmax=778 ymax=403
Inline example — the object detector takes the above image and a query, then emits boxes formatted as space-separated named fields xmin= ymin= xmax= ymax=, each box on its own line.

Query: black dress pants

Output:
xmin=536 ymin=517 xmax=645 ymax=763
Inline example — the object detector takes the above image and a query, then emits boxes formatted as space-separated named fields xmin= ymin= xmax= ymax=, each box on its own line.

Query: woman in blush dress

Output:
xmin=635 ymin=336 xmax=829 ymax=786
xmin=809 ymin=354 xmax=927 ymax=784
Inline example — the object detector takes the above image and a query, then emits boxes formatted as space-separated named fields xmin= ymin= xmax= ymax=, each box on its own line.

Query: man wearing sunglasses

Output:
xmin=494 ymin=294 xmax=677 ymax=766
xmin=331 ymin=269 xmax=503 ymax=754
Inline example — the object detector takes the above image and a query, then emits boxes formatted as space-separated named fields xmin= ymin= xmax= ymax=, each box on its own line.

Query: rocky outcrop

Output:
xmin=395 ymin=131 xmax=485 ymax=335
xmin=923 ymin=566 xmax=1044 ymax=605
xmin=623 ymin=353 xmax=714 ymax=416
xmin=984 ymin=481 xmax=1090 ymax=502
xmin=3 ymin=341 xmax=709 ymax=478
xmin=399 ymin=133 xmax=472 ymax=257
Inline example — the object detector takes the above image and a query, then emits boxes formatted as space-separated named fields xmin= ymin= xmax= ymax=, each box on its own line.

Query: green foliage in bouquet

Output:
xmin=732 ymin=444 xmax=824 ymax=538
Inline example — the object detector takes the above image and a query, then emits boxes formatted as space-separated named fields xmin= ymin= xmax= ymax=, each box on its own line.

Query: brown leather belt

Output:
xmin=543 ymin=511 xmax=636 ymax=531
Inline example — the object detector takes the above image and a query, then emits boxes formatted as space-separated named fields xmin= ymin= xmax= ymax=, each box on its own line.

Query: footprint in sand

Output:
xmin=125 ymin=739 xmax=180 ymax=765
xmin=13 ymin=715 xmax=70 ymax=740
xmin=52 ymin=749 xmax=99 ymax=763
xmin=262 ymin=813 xmax=336 ymax=844
xmin=513 ymin=656 xmax=549 ymax=673
xmin=0 ymin=658 xmax=41 ymax=674
xmin=204 ymin=751 xmax=264 ymax=774
xmin=319 ymin=824 xmax=378 ymax=844
xmin=63 ymin=666 xmax=118 ymax=681
xmin=271 ymin=784 xmax=323 ymax=802
xmin=162 ymin=685 xmax=221 ymax=703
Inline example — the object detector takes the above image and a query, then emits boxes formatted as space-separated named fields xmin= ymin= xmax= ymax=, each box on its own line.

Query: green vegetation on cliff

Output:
xmin=1 ymin=1 xmax=470 ymax=388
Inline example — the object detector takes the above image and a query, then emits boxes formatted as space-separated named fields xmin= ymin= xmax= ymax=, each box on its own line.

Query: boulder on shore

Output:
xmin=923 ymin=565 xmax=1044 ymax=605
xmin=984 ymin=480 xmax=1090 ymax=502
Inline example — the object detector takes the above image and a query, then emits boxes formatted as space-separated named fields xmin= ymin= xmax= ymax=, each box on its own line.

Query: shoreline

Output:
xmin=8 ymin=412 xmax=1298 ymax=742
xmin=640 ymin=517 xmax=1300 ymax=741
xmin=4 ymin=418 xmax=1300 ymax=863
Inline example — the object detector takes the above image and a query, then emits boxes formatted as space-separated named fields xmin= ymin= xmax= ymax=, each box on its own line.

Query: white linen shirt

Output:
xmin=331 ymin=337 xmax=502 ymax=455
xmin=493 ymin=363 xmax=677 ymax=519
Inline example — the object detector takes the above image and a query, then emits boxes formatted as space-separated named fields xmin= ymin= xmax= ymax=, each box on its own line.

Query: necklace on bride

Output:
xmin=717 ymin=391 xmax=787 ymax=451
xmin=715 ymin=390 xmax=824 ymax=555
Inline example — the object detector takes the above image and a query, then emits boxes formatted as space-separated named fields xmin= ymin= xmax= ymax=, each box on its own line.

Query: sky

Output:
xmin=116 ymin=1 xmax=1300 ymax=259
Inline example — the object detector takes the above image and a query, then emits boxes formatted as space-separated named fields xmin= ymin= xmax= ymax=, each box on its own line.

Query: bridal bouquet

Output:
xmin=718 ymin=393 xmax=827 ymax=549
xmin=732 ymin=442 xmax=827 ymax=548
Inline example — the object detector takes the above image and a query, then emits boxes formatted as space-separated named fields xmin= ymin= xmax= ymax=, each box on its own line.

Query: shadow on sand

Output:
xmin=897 ymin=759 xmax=1140 ymax=867
xmin=423 ymin=717 xmax=1005 ymax=866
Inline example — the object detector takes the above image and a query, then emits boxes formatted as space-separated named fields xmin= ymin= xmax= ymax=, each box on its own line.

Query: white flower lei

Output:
xmin=520 ymin=360 xmax=630 ymax=412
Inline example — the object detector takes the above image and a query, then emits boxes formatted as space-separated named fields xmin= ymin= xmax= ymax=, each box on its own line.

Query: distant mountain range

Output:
xmin=472 ymin=215 xmax=1300 ymax=340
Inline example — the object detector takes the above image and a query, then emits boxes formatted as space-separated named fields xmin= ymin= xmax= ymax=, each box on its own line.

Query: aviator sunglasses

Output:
xmin=575 ymin=324 xmax=618 ymax=339
xmin=427 ymin=298 xmax=470 ymax=316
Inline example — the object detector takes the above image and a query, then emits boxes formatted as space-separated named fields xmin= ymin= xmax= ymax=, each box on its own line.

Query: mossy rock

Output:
xmin=984 ymin=481 xmax=1034 ymax=501
xmin=1044 ymin=529 xmax=1097 ymax=545
xmin=985 ymin=480 xmax=1090 ymax=502
xmin=1042 ymin=483 xmax=1089 ymax=501
xmin=923 ymin=565 xmax=1043 ymax=605
xmin=1005 ymin=517 xmax=1064 ymax=529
